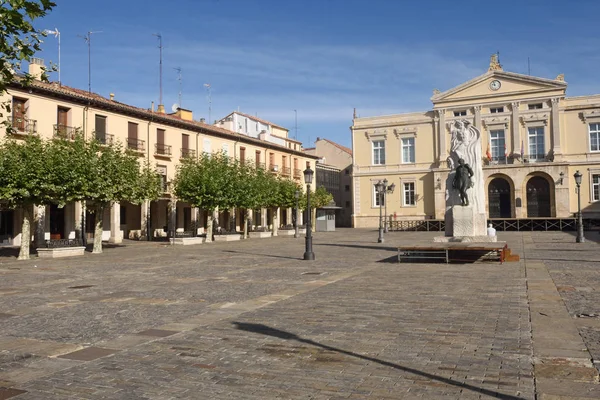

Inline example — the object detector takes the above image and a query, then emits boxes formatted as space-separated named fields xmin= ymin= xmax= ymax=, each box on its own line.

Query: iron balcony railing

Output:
xmin=256 ymin=162 xmax=266 ymax=170
xmin=154 ymin=143 xmax=172 ymax=156
xmin=523 ymin=153 xmax=550 ymax=163
xmin=282 ymin=166 xmax=291 ymax=176
xmin=180 ymin=148 xmax=196 ymax=158
xmin=269 ymin=164 xmax=279 ymax=172
xmin=53 ymin=124 xmax=77 ymax=140
xmin=95 ymin=133 xmax=114 ymax=145
xmin=484 ymin=155 xmax=508 ymax=165
xmin=127 ymin=138 xmax=145 ymax=152
xmin=8 ymin=116 xmax=37 ymax=135
xmin=294 ymin=168 xmax=302 ymax=179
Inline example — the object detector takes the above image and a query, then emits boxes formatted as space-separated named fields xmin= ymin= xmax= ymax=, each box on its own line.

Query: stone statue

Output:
xmin=452 ymin=158 xmax=473 ymax=206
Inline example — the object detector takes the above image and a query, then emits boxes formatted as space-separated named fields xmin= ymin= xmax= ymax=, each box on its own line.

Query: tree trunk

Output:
xmin=243 ymin=209 xmax=249 ymax=239
xmin=272 ymin=207 xmax=278 ymax=237
xmin=312 ymin=208 xmax=317 ymax=232
xmin=92 ymin=204 xmax=105 ymax=254
xmin=205 ymin=210 xmax=213 ymax=243
xmin=18 ymin=205 xmax=32 ymax=260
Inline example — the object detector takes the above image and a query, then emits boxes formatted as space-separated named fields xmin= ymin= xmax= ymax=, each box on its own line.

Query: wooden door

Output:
xmin=12 ymin=98 xmax=26 ymax=130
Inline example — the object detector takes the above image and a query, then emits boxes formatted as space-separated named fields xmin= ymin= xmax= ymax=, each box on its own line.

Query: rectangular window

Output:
xmin=528 ymin=103 xmax=543 ymax=110
xmin=269 ymin=153 xmax=275 ymax=168
xmin=593 ymin=174 xmax=600 ymax=201
xmin=95 ymin=115 xmax=107 ymax=142
xmin=490 ymin=107 xmax=504 ymax=113
xmin=203 ymin=138 xmax=211 ymax=154
xmin=490 ymin=129 xmax=506 ymax=161
xmin=401 ymin=137 xmax=415 ymax=163
xmin=240 ymin=147 xmax=246 ymax=165
xmin=182 ymin=134 xmax=189 ymax=149
xmin=528 ymin=127 xmax=545 ymax=160
xmin=373 ymin=185 xmax=385 ymax=207
xmin=372 ymin=140 xmax=385 ymax=165
xmin=244 ymin=118 xmax=248 ymax=132
xmin=156 ymin=128 xmax=165 ymax=144
xmin=128 ymin=122 xmax=138 ymax=140
xmin=453 ymin=110 xmax=467 ymax=117
xmin=57 ymin=107 xmax=69 ymax=127
xmin=157 ymin=165 xmax=167 ymax=192
xmin=590 ymin=123 xmax=600 ymax=152
xmin=403 ymin=182 xmax=416 ymax=206
xmin=255 ymin=151 xmax=261 ymax=167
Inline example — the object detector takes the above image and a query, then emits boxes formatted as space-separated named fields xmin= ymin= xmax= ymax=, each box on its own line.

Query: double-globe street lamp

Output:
xmin=294 ymin=190 xmax=300 ymax=239
xmin=303 ymin=167 xmax=315 ymax=260
xmin=376 ymin=180 xmax=385 ymax=243
xmin=383 ymin=179 xmax=396 ymax=233
xmin=574 ymin=170 xmax=585 ymax=243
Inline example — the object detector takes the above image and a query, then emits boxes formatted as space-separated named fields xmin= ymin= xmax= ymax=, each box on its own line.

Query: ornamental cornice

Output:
xmin=393 ymin=127 xmax=418 ymax=138
xmin=482 ymin=114 xmax=511 ymax=128
xmin=580 ymin=109 xmax=600 ymax=123
xmin=364 ymin=129 xmax=387 ymax=142
xmin=520 ymin=110 xmax=550 ymax=126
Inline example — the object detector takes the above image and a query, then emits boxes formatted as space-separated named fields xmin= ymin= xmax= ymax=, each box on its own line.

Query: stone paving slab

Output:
xmin=0 ymin=230 xmax=598 ymax=398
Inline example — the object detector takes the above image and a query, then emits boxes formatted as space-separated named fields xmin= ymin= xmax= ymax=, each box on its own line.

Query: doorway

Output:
xmin=526 ymin=176 xmax=551 ymax=217
xmin=488 ymin=178 xmax=511 ymax=218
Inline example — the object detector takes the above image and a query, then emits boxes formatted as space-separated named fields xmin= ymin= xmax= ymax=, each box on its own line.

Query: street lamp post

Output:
xmin=574 ymin=170 xmax=585 ymax=243
xmin=303 ymin=167 xmax=315 ymax=260
xmin=376 ymin=180 xmax=384 ymax=243
xmin=294 ymin=190 xmax=300 ymax=239
xmin=383 ymin=180 xmax=395 ymax=233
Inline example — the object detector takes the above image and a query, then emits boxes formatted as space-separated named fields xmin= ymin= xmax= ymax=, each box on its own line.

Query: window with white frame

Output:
xmin=490 ymin=106 xmax=504 ymax=113
xmin=403 ymin=182 xmax=415 ymax=206
xmin=490 ymin=129 xmax=505 ymax=161
xmin=373 ymin=184 xmax=385 ymax=206
xmin=453 ymin=110 xmax=467 ymax=117
xmin=527 ymin=127 xmax=545 ymax=160
xmin=401 ymin=137 xmax=415 ymax=163
xmin=372 ymin=140 xmax=385 ymax=165
xmin=528 ymin=103 xmax=543 ymax=110
xmin=589 ymin=123 xmax=600 ymax=152
xmin=203 ymin=138 xmax=211 ymax=154
xmin=593 ymin=174 xmax=600 ymax=201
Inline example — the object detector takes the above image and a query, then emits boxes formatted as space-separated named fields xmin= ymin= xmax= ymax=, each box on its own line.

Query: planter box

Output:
xmin=298 ymin=228 xmax=307 ymax=235
xmin=169 ymin=237 xmax=204 ymax=245
xmin=214 ymin=234 xmax=242 ymax=242
xmin=249 ymin=231 xmax=272 ymax=239
xmin=278 ymin=229 xmax=296 ymax=236
xmin=37 ymin=246 xmax=86 ymax=259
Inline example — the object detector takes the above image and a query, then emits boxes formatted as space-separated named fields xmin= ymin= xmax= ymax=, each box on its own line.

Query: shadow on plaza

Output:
xmin=232 ymin=322 xmax=526 ymax=400
xmin=222 ymin=250 xmax=300 ymax=260
xmin=315 ymin=243 xmax=398 ymax=252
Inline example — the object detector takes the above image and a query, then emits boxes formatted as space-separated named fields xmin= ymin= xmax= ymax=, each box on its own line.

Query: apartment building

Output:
xmin=351 ymin=55 xmax=600 ymax=228
xmin=0 ymin=60 xmax=318 ymax=247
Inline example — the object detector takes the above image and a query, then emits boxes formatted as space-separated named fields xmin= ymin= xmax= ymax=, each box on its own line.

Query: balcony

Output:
xmin=523 ymin=153 xmax=551 ymax=163
xmin=53 ymin=124 xmax=77 ymax=140
xmin=256 ymin=162 xmax=266 ymax=170
xmin=154 ymin=143 xmax=172 ymax=157
xmin=269 ymin=164 xmax=279 ymax=173
xmin=95 ymin=133 xmax=114 ymax=145
xmin=127 ymin=138 xmax=145 ymax=153
xmin=293 ymin=168 xmax=302 ymax=179
xmin=180 ymin=148 xmax=196 ymax=159
xmin=484 ymin=156 xmax=508 ymax=166
xmin=282 ymin=166 xmax=291 ymax=176
xmin=8 ymin=117 xmax=37 ymax=135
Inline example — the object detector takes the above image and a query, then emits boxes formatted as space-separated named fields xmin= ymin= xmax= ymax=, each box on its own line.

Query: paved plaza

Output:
xmin=0 ymin=229 xmax=599 ymax=399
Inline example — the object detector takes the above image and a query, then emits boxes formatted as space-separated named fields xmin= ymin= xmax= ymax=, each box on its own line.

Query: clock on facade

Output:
xmin=489 ymin=80 xmax=501 ymax=91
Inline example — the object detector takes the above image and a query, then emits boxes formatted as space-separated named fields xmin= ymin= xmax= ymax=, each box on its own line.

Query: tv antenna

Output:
xmin=153 ymin=33 xmax=163 ymax=107
xmin=44 ymin=28 xmax=60 ymax=84
xmin=174 ymin=67 xmax=182 ymax=107
xmin=78 ymin=30 xmax=102 ymax=93
xmin=204 ymin=83 xmax=212 ymax=123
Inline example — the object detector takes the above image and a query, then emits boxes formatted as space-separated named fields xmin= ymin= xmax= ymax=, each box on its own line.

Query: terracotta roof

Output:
xmin=220 ymin=111 xmax=288 ymax=131
xmin=9 ymin=79 xmax=319 ymax=160
xmin=318 ymin=138 xmax=352 ymax=155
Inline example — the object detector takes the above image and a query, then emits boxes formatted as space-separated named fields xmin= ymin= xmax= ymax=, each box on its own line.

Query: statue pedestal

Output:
xmin=443 ymin=205 xmax=487 ymax=238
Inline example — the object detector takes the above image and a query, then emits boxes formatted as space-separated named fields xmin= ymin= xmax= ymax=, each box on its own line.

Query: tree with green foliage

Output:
xmin=0 ymin=0 xmax=56 ymax=117
xmin=173 ymin=152 xmax=238 ymax=242
xmin=235 ymin=163 xmax=271 ymax=238
xmin=0 ymin=136 xmax=51 ymax=259
xmin=299 ymin=186 xmax=333 ymax=232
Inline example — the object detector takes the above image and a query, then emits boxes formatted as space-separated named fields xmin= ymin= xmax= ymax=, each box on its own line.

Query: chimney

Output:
xmin=157 ymin=104 xmax=165 ymax=114
xmin=109 ymin=93 xmax=115 ymax=101
xmin=200 ymin=118 xmax=206 ymax=123
xmin=174 ymin=108 xmax=193 ymax=121
xmin=151 ymin=101 xmax=155 ymax=112
xmin=28 ymin=57 xmax=45 ymax=80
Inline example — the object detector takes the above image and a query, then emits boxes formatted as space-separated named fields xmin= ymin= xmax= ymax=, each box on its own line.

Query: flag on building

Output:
xmin=486 ymin=142 xmax=492 ymax=161
xmin=504 ymin=143 xmax=508 ymax=158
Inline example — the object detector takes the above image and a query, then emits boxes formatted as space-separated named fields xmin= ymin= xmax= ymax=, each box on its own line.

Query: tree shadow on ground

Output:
xmin=232 ymin=322 xmax=525 ymax=400
xmin=315 ymin=243 xmax=398 ymax=252
xmin=222 ymin=250 xmax=299 ymax=260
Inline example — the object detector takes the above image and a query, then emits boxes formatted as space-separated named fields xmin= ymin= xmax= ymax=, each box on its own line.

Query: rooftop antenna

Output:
xmin=153 ymin=33 xmax=163 ymax=110
xmin=78 ymin=30 xmax=102 ymax=93
xmin=204 ymin=83 xmax=211 ymax=123
xmin=527 ymin=57 xmax=531 ymax=75
xmin=294 ymin=109 xmax=298 ymax=140
xmin=44 ymin=28 xmax=60 ymax=84
xmin=174 ymin=67 xmax=182 ymax=107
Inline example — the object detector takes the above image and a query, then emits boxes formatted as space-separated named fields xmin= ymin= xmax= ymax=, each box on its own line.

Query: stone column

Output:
xmin=272 ymin=207 xmax=279 ymax=236
xmin=511 ymin=101 xmax=521 ymax=157
xmin=140 ymin=200 xmax=150 ymax=241
xmin=473 ymin=105 xmax=482 ymax=129
xmin=109 ymin=202 xmax=122 ymax=244
xmin=261 ymin=208 xmax=267 ymax=228
xmin=74 ymin=201 xmax=83 ymax=240
xmin=192 ymin=207 xmax=199 ymax=235
xmin=168 ymin=199 xmax=177 ymax=238
xmin=34 ymin=204 xmax=46 ymax=247
xmin=437 ymin=109 xmax=446 ymax=165
xmin=551 ymin=97 xmax=562 ymax=157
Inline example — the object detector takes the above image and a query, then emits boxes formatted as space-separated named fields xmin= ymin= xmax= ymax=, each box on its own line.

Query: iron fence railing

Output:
xmin=127 ymin=137 xmax=145 ymax=152
xmin=8 ymin=116 xmax=37 ymax=135
xmin=95 ymin=133 xmax=114 ymax=145
xmin=154 ymin=143 xmax=172 ymax=156
xmin=180 ymin=148 xmax=196 ymax=158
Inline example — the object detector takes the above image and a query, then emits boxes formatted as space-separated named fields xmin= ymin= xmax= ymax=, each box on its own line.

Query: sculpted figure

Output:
xmin=452 ymin=158 xmax=473 ymax=206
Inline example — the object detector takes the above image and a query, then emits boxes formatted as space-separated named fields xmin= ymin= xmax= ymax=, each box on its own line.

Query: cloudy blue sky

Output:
xmin=35 ymin=0 xmax=600 ymax=148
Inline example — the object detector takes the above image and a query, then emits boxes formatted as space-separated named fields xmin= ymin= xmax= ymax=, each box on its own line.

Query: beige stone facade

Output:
xmin=351 ymin=57 xmax=600 ymax=228
xmin=0 ymin=66 xmax=318 ymax=247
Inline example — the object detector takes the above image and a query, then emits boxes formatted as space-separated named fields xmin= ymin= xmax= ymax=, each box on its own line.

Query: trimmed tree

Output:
xmin=300 ymin=186 xmax=333 ymax=232
xmin=0 ymin=136 xmax=50 ymax=259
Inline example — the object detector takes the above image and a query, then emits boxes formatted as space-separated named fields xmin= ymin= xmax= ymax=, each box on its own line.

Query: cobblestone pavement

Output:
xmin=0 ymin=229 xmax=598 ymax=399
